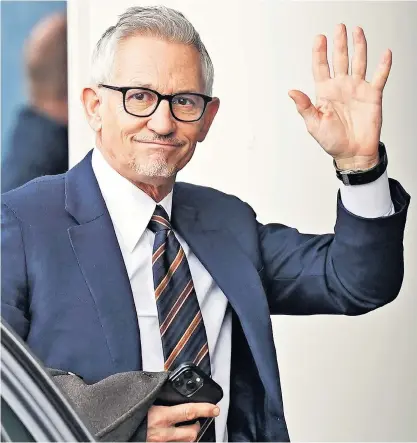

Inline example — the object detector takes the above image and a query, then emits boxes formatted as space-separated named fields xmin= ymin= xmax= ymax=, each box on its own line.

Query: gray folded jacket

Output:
xmin=48 ymin=369 xmax=169 ymax=442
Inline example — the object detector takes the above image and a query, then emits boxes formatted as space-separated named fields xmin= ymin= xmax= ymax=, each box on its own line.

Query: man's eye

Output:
xmin=127 ymin=91 xmax=154 ymax=101
xmin=173 ymin=96 xmax=195 ymax=106
xmin=131 ymin=93 xmax=145 ymax=100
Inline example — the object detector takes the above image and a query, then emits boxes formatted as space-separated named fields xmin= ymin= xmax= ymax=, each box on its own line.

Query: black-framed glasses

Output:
xmin=98 ymin=84 xmax=213 ymax=122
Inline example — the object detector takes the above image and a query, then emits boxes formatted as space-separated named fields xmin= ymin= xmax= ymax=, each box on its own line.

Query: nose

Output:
xmin=146 ymin=99 xmax=176 ymax=136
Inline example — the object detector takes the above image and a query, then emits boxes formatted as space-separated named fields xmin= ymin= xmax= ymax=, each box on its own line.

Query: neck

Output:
xmin=31 ymin=98 xmax=68 ymax=125
xmin=133 ymin=179 xmax=175 ymax=202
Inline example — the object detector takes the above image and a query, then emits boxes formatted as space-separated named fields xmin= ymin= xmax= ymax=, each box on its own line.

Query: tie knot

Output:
xmin=148 ymin=205 xmax=172 ymax=233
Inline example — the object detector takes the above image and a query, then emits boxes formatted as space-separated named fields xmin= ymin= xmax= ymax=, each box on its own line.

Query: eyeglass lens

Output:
xmin=125 ymin=88 xmax=205 ymax=121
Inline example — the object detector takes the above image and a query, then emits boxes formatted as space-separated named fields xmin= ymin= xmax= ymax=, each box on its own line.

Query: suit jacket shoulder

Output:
xmin=2 ymin=173 xmax=67 ymax=223
xmin=174 ymin=181 xmax=257 ymax=224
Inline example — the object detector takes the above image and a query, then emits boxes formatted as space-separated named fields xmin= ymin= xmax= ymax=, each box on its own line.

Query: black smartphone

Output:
xmin=156 ymin=361 xmax=223 ymax=406
xmin=155 ymin=362 xmax=223 ymax=441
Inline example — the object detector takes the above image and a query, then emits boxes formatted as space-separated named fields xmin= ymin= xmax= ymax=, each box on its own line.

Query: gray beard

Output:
xmin=129 ymin=155 xmax=177 ymax=178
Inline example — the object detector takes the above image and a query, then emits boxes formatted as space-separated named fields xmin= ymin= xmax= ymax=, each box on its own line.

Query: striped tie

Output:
xmin=148 ymin=205 xmax=211 ymax=375
xmin=148 ymin=206 xmax=216 ymax=442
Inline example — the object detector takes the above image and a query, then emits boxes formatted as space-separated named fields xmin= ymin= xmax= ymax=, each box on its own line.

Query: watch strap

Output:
xmin=334 ymin=142 xmax=388 ymax=186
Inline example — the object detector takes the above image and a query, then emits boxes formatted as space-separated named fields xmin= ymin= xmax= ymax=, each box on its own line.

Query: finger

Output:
xmin=172 ymin=422 xmax=201 ymax=442
xmin=166 ymin=403 xmax=219 ymax=426
xmin=148 ymin=423 xmax=200 ymax=443
xmin=288 ymin=90 xmax=320 ymax=134
xmin=312 ymin=34 xmax=330 ymax=82
xmin=177 ymin=421 xmax=201 ymax=433
xmin=333 ymin=23 xmax=349 ymax=76
xmin=371 ymin=49 xmax=392 ymax=91
xmin=351 ymin=26 xmax=367 ymax=79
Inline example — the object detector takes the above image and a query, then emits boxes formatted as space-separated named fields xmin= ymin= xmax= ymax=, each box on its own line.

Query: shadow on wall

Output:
xmin=1 ymin=1 xmax=68 ymax=193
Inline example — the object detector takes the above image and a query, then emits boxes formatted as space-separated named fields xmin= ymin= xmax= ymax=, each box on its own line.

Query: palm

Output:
xmin=314 ymin=76 xmax=382 ymax=156
xmin=290 ymin=25 xmax=392 ymax=169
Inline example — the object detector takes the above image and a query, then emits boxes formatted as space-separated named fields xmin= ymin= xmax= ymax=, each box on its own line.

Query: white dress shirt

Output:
xmin=92 ymin=147 xmax=394 ymax=442
xmin=92 ymin=149 xmax=231 ymax=441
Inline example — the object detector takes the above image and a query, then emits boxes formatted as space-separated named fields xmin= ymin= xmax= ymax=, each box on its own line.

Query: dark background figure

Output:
xmin=1 ymin=5 xmax=68 ymax=193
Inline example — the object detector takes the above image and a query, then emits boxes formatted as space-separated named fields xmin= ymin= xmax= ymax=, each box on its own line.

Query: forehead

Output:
xmin=111 ymin=34 xmax=205 ymax=93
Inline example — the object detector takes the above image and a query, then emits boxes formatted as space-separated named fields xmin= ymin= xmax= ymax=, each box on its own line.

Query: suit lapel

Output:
xmin=172 ymin=186 xmax=281 ymax=402
xmin=64 ymin=156 xmax=280 ymax=400
xmin=65 ymin=152 xmax=142 ymax=372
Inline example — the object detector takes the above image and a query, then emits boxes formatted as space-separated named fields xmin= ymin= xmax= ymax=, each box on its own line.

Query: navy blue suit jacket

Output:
xmin=1 ymin=106 xmax=68 ymax=193
xmin=1 ymin=151 xmax=410 ymax=441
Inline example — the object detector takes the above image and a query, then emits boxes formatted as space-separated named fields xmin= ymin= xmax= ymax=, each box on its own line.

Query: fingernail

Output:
xmin=213 ymin=407 xmax=220 ymax=416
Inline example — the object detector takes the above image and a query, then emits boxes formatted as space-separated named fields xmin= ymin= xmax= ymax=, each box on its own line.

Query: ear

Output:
xmin=197 ymin=97 xmax=220 ymax=142
xmin=81 ymin=86 xmax=102 ymax=132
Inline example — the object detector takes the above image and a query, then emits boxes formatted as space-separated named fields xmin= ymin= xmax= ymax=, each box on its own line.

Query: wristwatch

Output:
xmin=334 ymin=142 xmax=388 ymax=186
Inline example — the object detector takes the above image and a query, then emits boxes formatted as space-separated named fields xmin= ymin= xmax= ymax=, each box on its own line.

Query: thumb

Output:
xmin=288 ymin=90 xmax=320 ymax=133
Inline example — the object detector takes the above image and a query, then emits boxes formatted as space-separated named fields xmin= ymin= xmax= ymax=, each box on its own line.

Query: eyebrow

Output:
xmin=127 ymin=81 xmax=203 ymax=95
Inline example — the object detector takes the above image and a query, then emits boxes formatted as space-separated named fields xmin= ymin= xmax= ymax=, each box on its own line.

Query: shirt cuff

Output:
xmin=339 ymin=170 xmax=395 ymax=218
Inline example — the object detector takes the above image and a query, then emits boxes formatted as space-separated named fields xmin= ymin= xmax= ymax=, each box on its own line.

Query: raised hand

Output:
xmin=289 ymin=24 xmax=392 ymax=170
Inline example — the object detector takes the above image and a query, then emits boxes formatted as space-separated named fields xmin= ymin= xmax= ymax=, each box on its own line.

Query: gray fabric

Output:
xmin=48 ymin=369 xmax=168 ymax=442
xmin=129 ymin=415 xmax=148 ymax=443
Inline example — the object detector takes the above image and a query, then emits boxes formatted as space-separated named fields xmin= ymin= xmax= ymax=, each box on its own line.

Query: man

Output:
xmin=1 ymin=13 xmax=68 ymax=193
xmin=1 ymin=6 xmax=410 ymax=442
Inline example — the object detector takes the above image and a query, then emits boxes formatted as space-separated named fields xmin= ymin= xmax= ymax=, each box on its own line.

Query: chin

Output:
xmin=129 ymin=159 xmax=177 ymax=180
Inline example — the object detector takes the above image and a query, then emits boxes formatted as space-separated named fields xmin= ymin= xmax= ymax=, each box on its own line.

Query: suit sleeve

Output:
xmin=258 ymin=179 xmax=410 ymax=315
xmin=1 ymin=202 xmax=30 ymax=338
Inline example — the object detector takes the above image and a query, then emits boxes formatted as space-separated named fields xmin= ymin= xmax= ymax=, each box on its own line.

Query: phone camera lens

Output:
xmin=173 ymin=377 xmax=183 ymax=388
xmin=183 ymin=370 xmax=193 ymax=379
xmin=186 ymin=380 xmax=196 ymax=391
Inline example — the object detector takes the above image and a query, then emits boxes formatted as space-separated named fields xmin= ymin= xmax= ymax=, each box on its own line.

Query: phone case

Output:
xmin=155 ymin=362 xmax=223 ymax=406
xmin=155 ymin=363 xmax=223 ymax=441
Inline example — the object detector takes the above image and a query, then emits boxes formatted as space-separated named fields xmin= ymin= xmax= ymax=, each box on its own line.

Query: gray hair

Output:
xmin=90 ymin=6 xmax=214 ymax=95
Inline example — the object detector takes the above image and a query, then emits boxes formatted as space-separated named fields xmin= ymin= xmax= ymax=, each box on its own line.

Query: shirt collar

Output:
xmin=92 ymin=148 xmax=173 ymax=252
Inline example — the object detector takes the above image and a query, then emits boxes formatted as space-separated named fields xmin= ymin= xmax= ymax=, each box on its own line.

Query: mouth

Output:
xmin=134 ymin=140 xmax=181 ymax=149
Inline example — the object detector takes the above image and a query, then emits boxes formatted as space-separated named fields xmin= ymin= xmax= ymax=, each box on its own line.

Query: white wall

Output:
xmin=68 ymin=1 xmax=417 ymax=440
